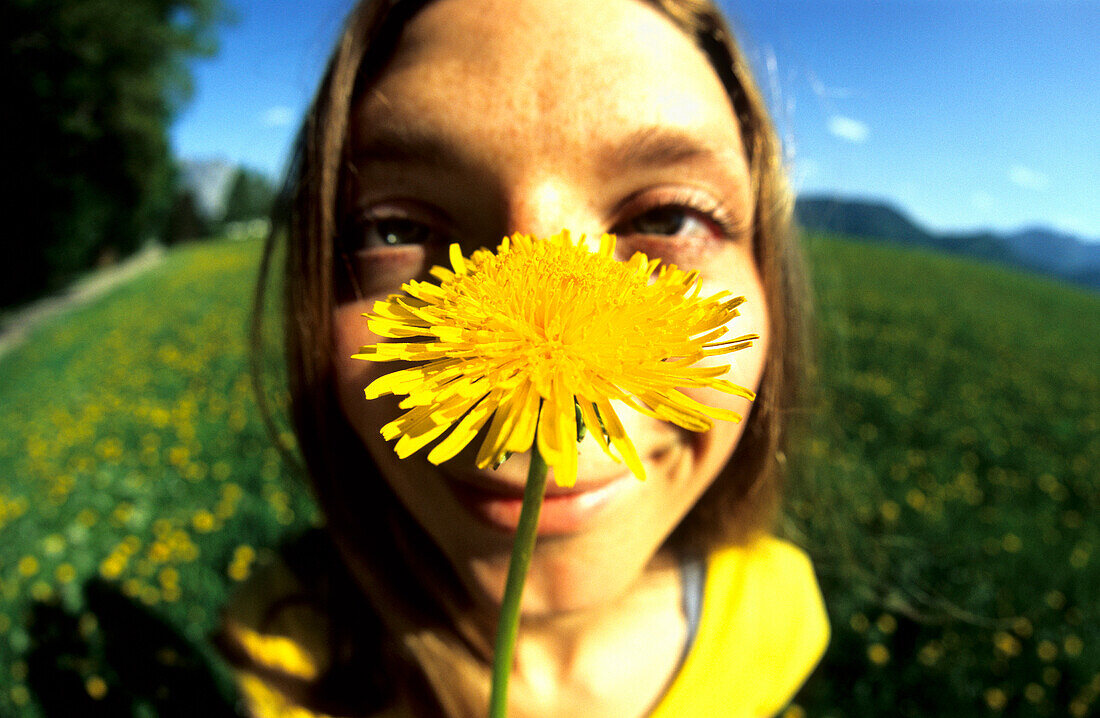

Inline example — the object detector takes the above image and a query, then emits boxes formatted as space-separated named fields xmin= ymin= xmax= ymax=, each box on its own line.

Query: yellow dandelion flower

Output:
xmin=17 ymin=556 xmax=39 ymax=577
xmin=191 ymin=510 xmax=216 ymax=533
xmin=994 ymin=631 xmax=1022 ymax=658
xmin=917 ymin=641 xmax=943 ymax=667
xmin=355 ymin=232 xmax=757 ymax=487
xmin=10 ymin=685 xmax=30 ymax=706
xmin=1024 ymin=683 xmax=1044 ymax=703
xmin=30 ymin=581 xmax=53 ymax=601
xmin=1037 ymin=639 xmax=1058 ymax=662
xmin=85 ymin=675 xmax=108 ymax=700
xmin=984 ymin=687 xmax=1007 ymax=711
xmin=99 ymin=555 xmax=126 ymax=580
xmin=158 ymin=567 xmax=179 ymax=589
xmin=867 ymin=643 xmax=890 ymax=666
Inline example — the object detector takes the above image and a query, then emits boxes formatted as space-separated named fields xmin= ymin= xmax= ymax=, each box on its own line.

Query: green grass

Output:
xmin=0 ymin=232 xmax=1097 ymax=716
xmin=787 ymin=234 xmax=1100 ymax=716
xmin=0 ymin=236 xmax=316 ymax=715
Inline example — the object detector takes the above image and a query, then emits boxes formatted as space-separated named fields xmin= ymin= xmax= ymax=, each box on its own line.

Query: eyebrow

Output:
xmin=604 ymin=126 xmax=732 ymax=169
xmin=352 ymin=125 xmax=470 ymax=169
xmin=352 ymin=124 xmax=732 ymax=172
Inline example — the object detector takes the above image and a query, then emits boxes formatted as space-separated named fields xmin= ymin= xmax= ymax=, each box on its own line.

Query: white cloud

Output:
xmin=261 ymin=106 xmax=296 ymax=128
xmin=810 ymin=74 xmax=854 ymax=100
xmin=827 ymin=115 xmax=869 ymax=143
xmin=1008 ymin=164 xmax=1049 ymax=191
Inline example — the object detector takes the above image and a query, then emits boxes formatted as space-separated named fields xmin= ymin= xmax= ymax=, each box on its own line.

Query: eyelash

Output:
xmin=344 ymin=189 xmax=743 ymax=251
xmin=344 ymin=205 xmax=449 ymax=251
xmin=613 ymin=189 xmax=744 ymax=241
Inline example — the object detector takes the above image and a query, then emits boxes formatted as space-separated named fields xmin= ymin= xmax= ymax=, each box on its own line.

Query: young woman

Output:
xmin=218 ymin=0 xmax=828 ymax=715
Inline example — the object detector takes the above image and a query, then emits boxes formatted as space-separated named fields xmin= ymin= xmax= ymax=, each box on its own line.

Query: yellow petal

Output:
xmin=595 ymin=398 xmax=645 ymax=481
xmin=394 ymin=422 xmax=450 ymax=459
xmin=502 ymin=381 xmax=540 ymax=454
xmin=449 ymin=243 xmax=467 ymax=275
xmin=577 ymin=400 xmax=616 ymax=461
xmin=476 ymin=389 xmax=522 ymax=469
xmin=428 ymin=391 xmax=502 ymax=465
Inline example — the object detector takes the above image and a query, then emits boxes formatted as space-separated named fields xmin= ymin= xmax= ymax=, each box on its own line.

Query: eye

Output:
xmin=622 ymin=206 xmax=711 ymax=238
xmin=612 ymin=188 xmax=742 ymax=243
xmin=624 ymin=205 xmax=708 ymax=236
xmin=342 ymin=203 xmax=450 ymax=252
xmin=364 ymin=217 xmax=438 ymax=248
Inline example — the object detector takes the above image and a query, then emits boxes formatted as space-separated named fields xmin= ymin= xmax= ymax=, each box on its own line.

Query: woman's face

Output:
xmin=332 ymin=0 xmax=769 ymax=614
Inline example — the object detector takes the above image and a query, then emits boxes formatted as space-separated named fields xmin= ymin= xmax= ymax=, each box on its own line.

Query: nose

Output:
xmin=501 ymin=178 xmax=603 ymax=250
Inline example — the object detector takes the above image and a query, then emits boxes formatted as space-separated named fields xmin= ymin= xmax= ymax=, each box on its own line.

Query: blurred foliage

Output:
xmin=220 ymin=167 xmax=277 ymax=227
xmin=1 ymin=0 xmax=228 ymax=307
xmin=0 ymin=232 xmax=1096 ymax=715
xmin=164 ymin=165 xmax=276 ymax=245
xmin=165 ymin=188 xmax=216 ymax=245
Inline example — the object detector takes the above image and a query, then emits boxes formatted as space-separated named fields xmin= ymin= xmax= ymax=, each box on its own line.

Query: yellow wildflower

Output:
xmin=85 ymin=675 xmax=108 ymax=700
xmin=867 ymin=643 xmax=890 ymax=665
xmin=985 ymin=688 xmax=1007 ymax=711
xmin=355 ymin=231 xmax=757 ymax=487
xmin=1037 ymin=640 xmax=1058 ymax=662
xmin=17 ymin=556 xmax=38 ymax=577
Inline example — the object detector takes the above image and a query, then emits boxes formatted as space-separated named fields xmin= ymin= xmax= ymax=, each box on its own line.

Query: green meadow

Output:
xmin=0 ymin=232 xmax=1096 ymax=716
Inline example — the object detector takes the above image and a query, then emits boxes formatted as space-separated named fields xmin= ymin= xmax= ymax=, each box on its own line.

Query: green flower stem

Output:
xmin=488 ymin=441 xmax=549 ymax=718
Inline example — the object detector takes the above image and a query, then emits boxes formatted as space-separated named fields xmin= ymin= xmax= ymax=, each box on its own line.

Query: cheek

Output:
xmin=671 ymin=245 xmax=769 ymax=487
xmin=333 ymin=302 xmax=437 ymax=513
xmin=685 ymin=245 xmax=770 ymax=416
xmin=333 ymin=301 xmax=395 ymax=441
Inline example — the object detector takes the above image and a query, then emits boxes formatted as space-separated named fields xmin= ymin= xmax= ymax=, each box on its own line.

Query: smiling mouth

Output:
xmin=439 ymin=444 xmax=678 ymax=535
xmin=444 ymin=472 xmax=632 ymax=536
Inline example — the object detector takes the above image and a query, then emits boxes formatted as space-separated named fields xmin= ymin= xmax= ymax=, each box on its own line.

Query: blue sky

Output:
xmin=170 ymin=0 xmax=1100 ymax=240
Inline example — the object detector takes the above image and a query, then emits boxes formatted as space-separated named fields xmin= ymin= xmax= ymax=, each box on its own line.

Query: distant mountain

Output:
xmin=793 ymin=197 xmax=934 ymax=247
xmin=794 ymin=195 xmax=1100 ymax=291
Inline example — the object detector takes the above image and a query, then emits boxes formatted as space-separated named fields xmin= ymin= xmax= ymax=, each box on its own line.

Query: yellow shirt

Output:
xmin=649 ymin=536 xmax=829 ymax=717
xmin=219 ymin=534 xmax=828 ymax=718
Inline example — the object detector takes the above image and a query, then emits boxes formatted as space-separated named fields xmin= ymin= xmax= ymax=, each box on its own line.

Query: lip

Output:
xmin=443 ymin=468 xmax=634 ymax=536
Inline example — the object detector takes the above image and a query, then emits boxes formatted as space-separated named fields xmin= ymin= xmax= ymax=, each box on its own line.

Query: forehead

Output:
xmin=355 ymin=0 xmax=743 ymax=172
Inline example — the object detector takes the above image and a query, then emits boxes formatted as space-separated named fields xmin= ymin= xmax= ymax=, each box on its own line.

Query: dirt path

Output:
xmin=0 ymin=243 xmax=165 ymax=361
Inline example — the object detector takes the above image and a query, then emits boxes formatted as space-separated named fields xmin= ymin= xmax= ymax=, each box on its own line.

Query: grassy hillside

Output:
xmin=789 ymin=234 xmax=1099 ymax=716
xmin=0 ymin=238 xmax=317 ymax=716
xmin=0 ymin=233 xmax=1097 ymax=716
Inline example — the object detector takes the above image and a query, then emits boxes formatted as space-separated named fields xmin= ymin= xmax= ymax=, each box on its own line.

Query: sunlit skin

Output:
xmin=330 ymin=0 xmax=769 ymax=714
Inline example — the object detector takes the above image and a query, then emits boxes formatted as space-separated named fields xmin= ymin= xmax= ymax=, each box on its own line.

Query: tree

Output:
xmin=2 ymin=0 xmax=227 ymax=306
xmin=221 ymin=167 xmax=277 ymax=225
xmin=164 ymin=189 xmax=213 ymax=245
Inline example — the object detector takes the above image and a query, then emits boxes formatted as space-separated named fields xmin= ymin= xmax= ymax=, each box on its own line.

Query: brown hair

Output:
xmin=251 ymin=0 xmax=811 ymax=713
